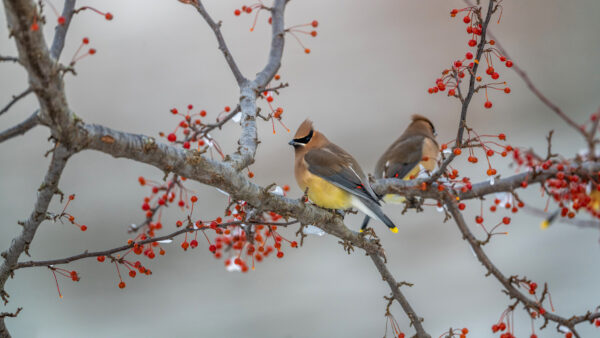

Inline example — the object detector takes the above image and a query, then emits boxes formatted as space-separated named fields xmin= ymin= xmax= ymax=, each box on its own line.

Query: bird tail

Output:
xmin=352 ymin=196 xmax=398 ymax=233
xmin=360 ymin=215 xmax=371 ymax=232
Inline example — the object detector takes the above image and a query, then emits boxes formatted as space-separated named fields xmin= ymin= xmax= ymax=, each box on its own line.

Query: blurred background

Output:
xmin=1 ymin=0 xmax=600 ymax=337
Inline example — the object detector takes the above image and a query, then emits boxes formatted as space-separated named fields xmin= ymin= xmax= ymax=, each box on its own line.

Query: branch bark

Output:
xmin=0 ymin=145 xmax=71 ymax=335
xmin=444 ymin=194 xmax=600 ymax=337
xmin=0 ymin=110 xmax=39 ymax=143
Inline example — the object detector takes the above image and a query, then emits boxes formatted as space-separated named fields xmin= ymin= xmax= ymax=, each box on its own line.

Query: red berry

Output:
xmin=502 ymin=217 xmax=511 ymax=225
xmin=453 ymin=148 xmax=462 ymax=155
xmin=183 ymin=141 xmax=190 ymax=149
xmin=57 ymin=16 xmax=66 ymax=25
xmin=463 ymin=16 xmax=471 ymax=23
xmin=491 ymin=72 xmax=500 ymax=80
xmin=465 ymin=52 xmax=473 ymax=59
xmin=484 ymin=101 xmax=492 ymax=109
xmin=97 ymin=256 xmax=105 ymax=262
xmin=89 ymin=48 xmax=96 ymax=55
xmin=167 ymin=133 xmax=176 ymax=142
xmin=190 ymin=240 xmax=198 ymax=248
xmin=505 ymin=60 xmax=513 ymax=67
xmin=277 ymin=251 xmax=284 ymax=258
xmin=475 ymin=216 xmax=483 ymax=224
xmin=80 ymin=225 xmax=87 ymax=231
xmin=105 ymin=13 xmax=113 ymax=21
xmin=504 ymin=87 xmax=511 ymax=94
xmin=234 ymin=9 xmax=241 ymax=16
xmin=129 ymin=270 xmax=136 ymax=278
xmin=458 ymin=203 xmax=466 ymax=210
xmin=209 ymin=244 xmax=216 ymax=252
xmin=311 ymin=20 xmax=318 ymax=28
xmin=468 ymin=39 xmax=477 ymax=47
xmin=118 ymin=281 xmax=126 ymax=289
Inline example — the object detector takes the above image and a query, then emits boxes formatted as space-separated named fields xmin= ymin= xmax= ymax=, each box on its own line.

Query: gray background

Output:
xmin=1 ymin=0 xmax=600 ymax=337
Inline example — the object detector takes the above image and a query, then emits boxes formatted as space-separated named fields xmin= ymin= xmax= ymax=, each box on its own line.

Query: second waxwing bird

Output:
xmin=361 ymin=115 xmax=439 ymax=231
xmin=289 ymin=119 xmax=398 ymax=233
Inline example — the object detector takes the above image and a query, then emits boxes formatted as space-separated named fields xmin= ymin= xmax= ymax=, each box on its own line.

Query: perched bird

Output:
xmin=361 ymin=114 xmax=439 ymax=231
xmin=289 ymin=119 xmax=398 ymax=233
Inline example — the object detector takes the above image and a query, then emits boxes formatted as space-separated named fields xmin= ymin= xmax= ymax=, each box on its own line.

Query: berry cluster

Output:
xmin=54 ymin=194 xmax=88 ymax=231
xmin=429 ymin=5 xmax=512 ymax=110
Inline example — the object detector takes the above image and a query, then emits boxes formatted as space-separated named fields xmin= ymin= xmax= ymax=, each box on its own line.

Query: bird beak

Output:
xmin=288 ymin=140 xmax=297 ymax=146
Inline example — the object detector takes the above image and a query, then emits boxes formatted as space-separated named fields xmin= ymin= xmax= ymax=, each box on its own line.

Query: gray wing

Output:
xmin=304 ymin=147 xmax=380 ymax=204
xmin=375 ymin=135 xmax=425 ymax=179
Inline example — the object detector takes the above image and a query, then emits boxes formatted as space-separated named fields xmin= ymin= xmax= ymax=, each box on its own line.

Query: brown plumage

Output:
xmin=289 ymin=119 xmax=398 ymax=232
xmin=361 ymin=115 xmax=439 ymax=231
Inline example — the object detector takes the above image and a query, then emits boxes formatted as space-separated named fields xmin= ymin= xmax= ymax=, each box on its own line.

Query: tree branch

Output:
xmin=455 ymin=0 xmax=495 ymax=146
xmin=192 ymin=1 xmax=246 ymax=86
xmin=0 ymin=55 xmax=19 ymax=63
xmin=15 ymin=220 xmax=298 ymax=269
xmin=444 ymin=194 xmax=600 ymax=337
xmin=0 ymin=88 xmax=32 ymax=117
xmin=370 ymin=254 xmax=430 ymax=338
xmin=50 ymin=0 xmax=76 ymax=59
xmin=0 ymin=145 xmax=71 ymax=308
xmin=0 ymin=110 xmax=39 ymax=143
xmin=463 ymin=0 xmax=585 ymax=138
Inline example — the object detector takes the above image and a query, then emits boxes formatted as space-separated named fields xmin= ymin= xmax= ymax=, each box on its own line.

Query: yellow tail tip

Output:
xmin=390 ymin=226 xmax=399 ymax=233
xmin=359 ymin=229 xmax=364 ymax=233
xmin=540 ymin=220 xmax=550 ymax=230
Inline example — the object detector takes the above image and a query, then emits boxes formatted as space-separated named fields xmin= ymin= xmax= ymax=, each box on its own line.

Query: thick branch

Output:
xmin=193 ymin=1 xmax=246 ymax=85
xmin=75 ymin=122 xmax=384 ymax=255
xmin=455 ymin=0 xmax=494 ymax=146
xmin=372 ymin=161 xmax=600 ymax=202
xmin=444 ymin=194 xmax=600 ymax=337
xmin=230 ymin=0 xmax=287 ymax=170
xmin=0 ymin=88 xmax=32 ymax=117
xmin=0 ymin=145 xmax=71 ymax=306
xmin=0 ymin=110 xmax=39 ymax=143
xmin=2 ymin=0 xmax=74 ymax=140
xmin=370 ymin=255 xmax=430 ymax=338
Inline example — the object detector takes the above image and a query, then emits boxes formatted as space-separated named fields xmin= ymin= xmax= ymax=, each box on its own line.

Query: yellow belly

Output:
xmin=302 ymin=175 xmax=352 ymax=209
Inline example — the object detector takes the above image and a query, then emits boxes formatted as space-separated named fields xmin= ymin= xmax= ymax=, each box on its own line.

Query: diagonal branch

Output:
xmin=0 ymin=145 xmax=71 ymax=307
xmin=192 ymin=1 xmax=246 ymax=85
xmin=0 ymin=110 xmax=40 ymax=143
xmin=444 ymin=194 xmax=600 ymax=337
xmin=370 ymin=254 xmax=430 ymax=338
xmin=455 ymin=0 xmax=495 ymax=146
xmin=50 ymin=0 xmax=76 ymax=59
xmin=0 ymin=87 xmax=33 ymax=117
xmin=463 ymin=0 xmax=584 ymax=137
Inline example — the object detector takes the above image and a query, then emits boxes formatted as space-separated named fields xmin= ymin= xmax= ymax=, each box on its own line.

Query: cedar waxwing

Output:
xmin=289 ymin=119 xmax=398 ymax=233
xmin=361 ymin=115 xmax=439 ymax=231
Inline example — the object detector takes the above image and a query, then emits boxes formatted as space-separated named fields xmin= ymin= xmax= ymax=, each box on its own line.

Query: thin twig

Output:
xmin=0 ymin=88 xmax=33 ymax=117
xmin=455 ymin=0 xmax=495 ymax=146
xmin=463 ymin=0 xmax=584 ymax=137
xmin=16 ymin=220 xmax=299 ymax=269
xmin=192 ymin=1 xmax=246 ymax=85
xmin=0 ymin=55 xmax=19 ymax=63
